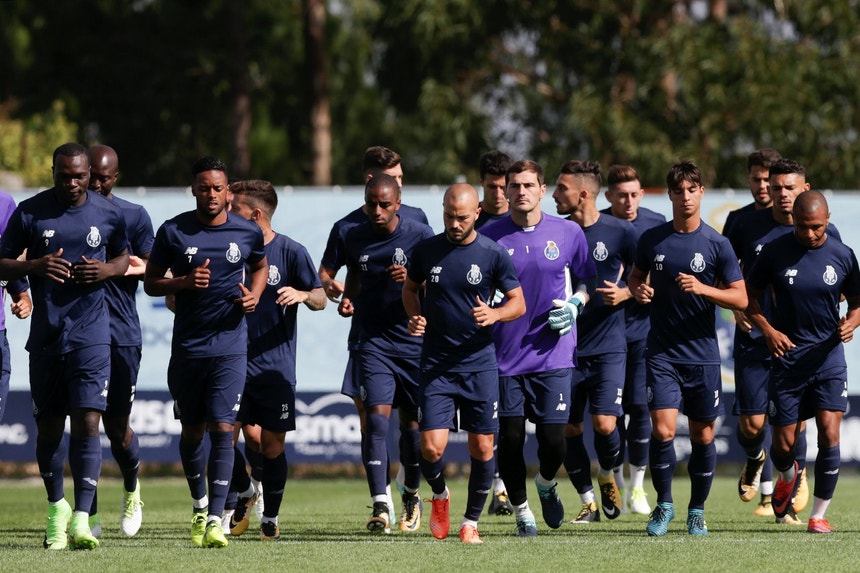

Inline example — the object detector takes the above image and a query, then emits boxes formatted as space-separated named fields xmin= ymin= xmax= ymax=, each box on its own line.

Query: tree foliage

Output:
xmin=1 ymin=1 xmax=859 ymax=188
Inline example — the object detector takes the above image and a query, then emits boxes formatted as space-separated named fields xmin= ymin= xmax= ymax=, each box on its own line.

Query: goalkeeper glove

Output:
xmin=548 ymin=292 xmax=587 ymax=336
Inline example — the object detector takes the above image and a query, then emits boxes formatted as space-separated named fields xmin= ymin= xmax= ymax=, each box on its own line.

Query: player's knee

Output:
xmin=420 ymin=444 xmax=444 ymax=463
xmin=592 ymin=416 xmax=617 ymax=436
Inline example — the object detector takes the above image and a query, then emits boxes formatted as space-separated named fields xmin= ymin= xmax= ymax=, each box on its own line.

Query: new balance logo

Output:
xmin=42 ymin=230 xmax=55 ymax=238
xmin=430 ymin=266 xmax=442 ymax=274
xmin=784 ymin=269 xmax=798 ymax=277
xmin=184 ymin=247 xmax=198 ymax=255
xmin=555 ymin=403 xmax=567 ymax=411
xmin=359 ymin=255 xmax=369 ymax=262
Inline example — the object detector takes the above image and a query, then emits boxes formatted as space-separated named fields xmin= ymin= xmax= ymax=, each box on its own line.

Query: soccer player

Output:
xmin=628 ymin=161 xmax=747 ymax=536
xmin=402 ymin=183 xmax=525 ymax=544
xmin=318 ymin=146 xmax=428 ymax=522
xmin=722 ymin=148 xmax=782 ymax=238
xmin=724 ymin=158 xmax=825 ymax=522
xmin=474 ymin=149 xmax=514 ymax=516
xmin=745 ymin=190 xmax=860 ymax=534
xmin=552 ymin=161 xmax=637 ymax=524
xmin=0 ymin=191 xmax=31 ymax=424
xmin=86 ymin=144 xmax=153 ymax=538
xmin=144 ymin=156 xmax=268 ymax=548
xmin=227 ymin=180 xmax=325 ymax=541
xmin=481 ymin=159 xmax=594 ymax=536
xmin=339 ymin=174 xmax=434 ymax=534
xmin=475 ymin=150 xmax=512 ymax=230
xmin=0 ymin=142 xmax=130 ymax=550
xmin=600 ymin=165 xmax=666 ymax=515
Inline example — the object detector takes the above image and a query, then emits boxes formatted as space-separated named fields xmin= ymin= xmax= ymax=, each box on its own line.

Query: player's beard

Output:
xmin=445 ymin=222 xmax=475 ymax=244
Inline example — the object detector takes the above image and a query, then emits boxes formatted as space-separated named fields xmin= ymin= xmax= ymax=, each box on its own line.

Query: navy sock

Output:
xmin=70 ymin=434 xmax=101 ymax=513
xmin=465 ymin=456 xmax=494 ymax=521
xmin=814 ymin=444 xmax=840 ymax=500
xmin=736 ymin=424 xmax=765 ymax=459
xmin=760 ymin=424 xmax=773 ymax=484
xmin=262 ymin=452 xmax=288 ymax=518
xmin=616 ymin=415 xmax=627 ymax=464
xmin=37 ymin=437 xmax=66 ymax=503
xmin=399 ymin=426 xmax=421 ymax=491
xmin=207 ymin=430 xmax=234 ymax=517
xmin=594 ymin=428 xmax=621 ymax=471
xmin=111 ymin=431 xmax=141 ymax=493
xmin=564 ymin=434 xmax=593 ymax=494
xmin=232 ymin=445 xmax=251 ymax=493
xmin=626 ymin=405 xmax=651 ymax=467
xmin=365 ymin=413 xmax=390 ymax=496
xmin=688 ymin=440 xmax=716 ymax=510
xmin=770 ymin=440 xmax=796 ymax=473
xmin=179 ymin=437 xmax=207 ymax=502
xmin=245 ymin=442 xmax=265 ymax=483
xmin=649 ymin=437 xmax=675 ymax=504
xmin=796 ymin=427 xmax=808 ymax=472
xmin=418 ymin=453 xmax=447 ymax=495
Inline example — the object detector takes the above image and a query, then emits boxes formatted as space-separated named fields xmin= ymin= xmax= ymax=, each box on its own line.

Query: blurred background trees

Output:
xmin=1 ymin=0 xmax=858 ymax=188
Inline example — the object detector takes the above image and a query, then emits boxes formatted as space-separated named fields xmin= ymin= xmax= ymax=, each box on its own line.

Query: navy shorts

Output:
xmin=622 ymin=338 xmax=647 ymax=409
xmin=0 ymin=330 xmax=10 ymax=422
xmin=29 ymin=345 xmax=111 ymax=419
xmin=499 ymin=368 xmax=572 ymax=424
xmin=646 ymin=356 xmax=723 ymax=422
xmin=419 ymin=369 xmax=499 ymax=434
xmin=105 ymin=345 xmax=141 ymax=417
xmin=732 ymin=355 xmax=770 ymax=416
xmin=569 ymin=352 xmax=625 ymax=424
xmin=168 ymin=354 xmax=246 ymax=425
xmin=358 ymin=349 xmax=420 ymax=417
xmin=769 ymin=364 xmax=847 ymax=427
xmin=237 ymin=380 xmax=296 ymax=432
xmin=339 ymin=351 xmax=362 ymax=399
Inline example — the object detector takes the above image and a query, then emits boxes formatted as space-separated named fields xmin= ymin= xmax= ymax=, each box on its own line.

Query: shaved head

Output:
xmin=88 ymin=144 xmax=119 ymax=197
xmin=444 ymin=183 xmax=479 ymax=209
xmin=442 ymin=183 xmax=480 ymax=244
xmin=793 ymin=190 xmax=830 ymax=249
xmin=793 ymin=189 xmax=828 ymax=216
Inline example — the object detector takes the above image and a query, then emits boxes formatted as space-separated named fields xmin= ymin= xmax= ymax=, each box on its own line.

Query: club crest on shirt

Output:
xmin=226 ymin=242 xmax=241 ymax=263
xmin=545 ymin=240 xmax=560 ymax=261
xmin=690 ymin=252 xmax=706 ymax=273
xmin=823 ymin=265 xmax=838 ymax=286
xmin=466 ymin=264 xmax=483 ymax=285
xmin=267 ymin=264 xmax=281 ymax=285
xmin=392 ymin=247 xmax=408 ymax=266
xmin=86 ymin=226 xmax=101 ymax=247
xmin=592 ymin=241 xmax=608 ymax=262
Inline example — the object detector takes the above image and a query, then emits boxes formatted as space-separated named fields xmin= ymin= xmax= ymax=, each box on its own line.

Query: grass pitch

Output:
xmin=2 ymin=474 xmax=859 ymax=572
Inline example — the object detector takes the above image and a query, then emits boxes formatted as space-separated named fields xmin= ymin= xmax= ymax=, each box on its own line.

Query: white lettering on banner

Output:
xmin=0 ymin=423 xmax=28 ymax=445
xmin=288 ymin=415 xmax=361 ymax=443
xmin=285 ymin=393 xmax=361 ymax=444
xmin=129 ymin=400 xmax=182 ymax=435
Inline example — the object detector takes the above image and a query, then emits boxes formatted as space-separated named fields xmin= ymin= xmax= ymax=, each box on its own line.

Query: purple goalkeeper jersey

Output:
xmin=481 ymin=213 xmax=595 ymax=375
